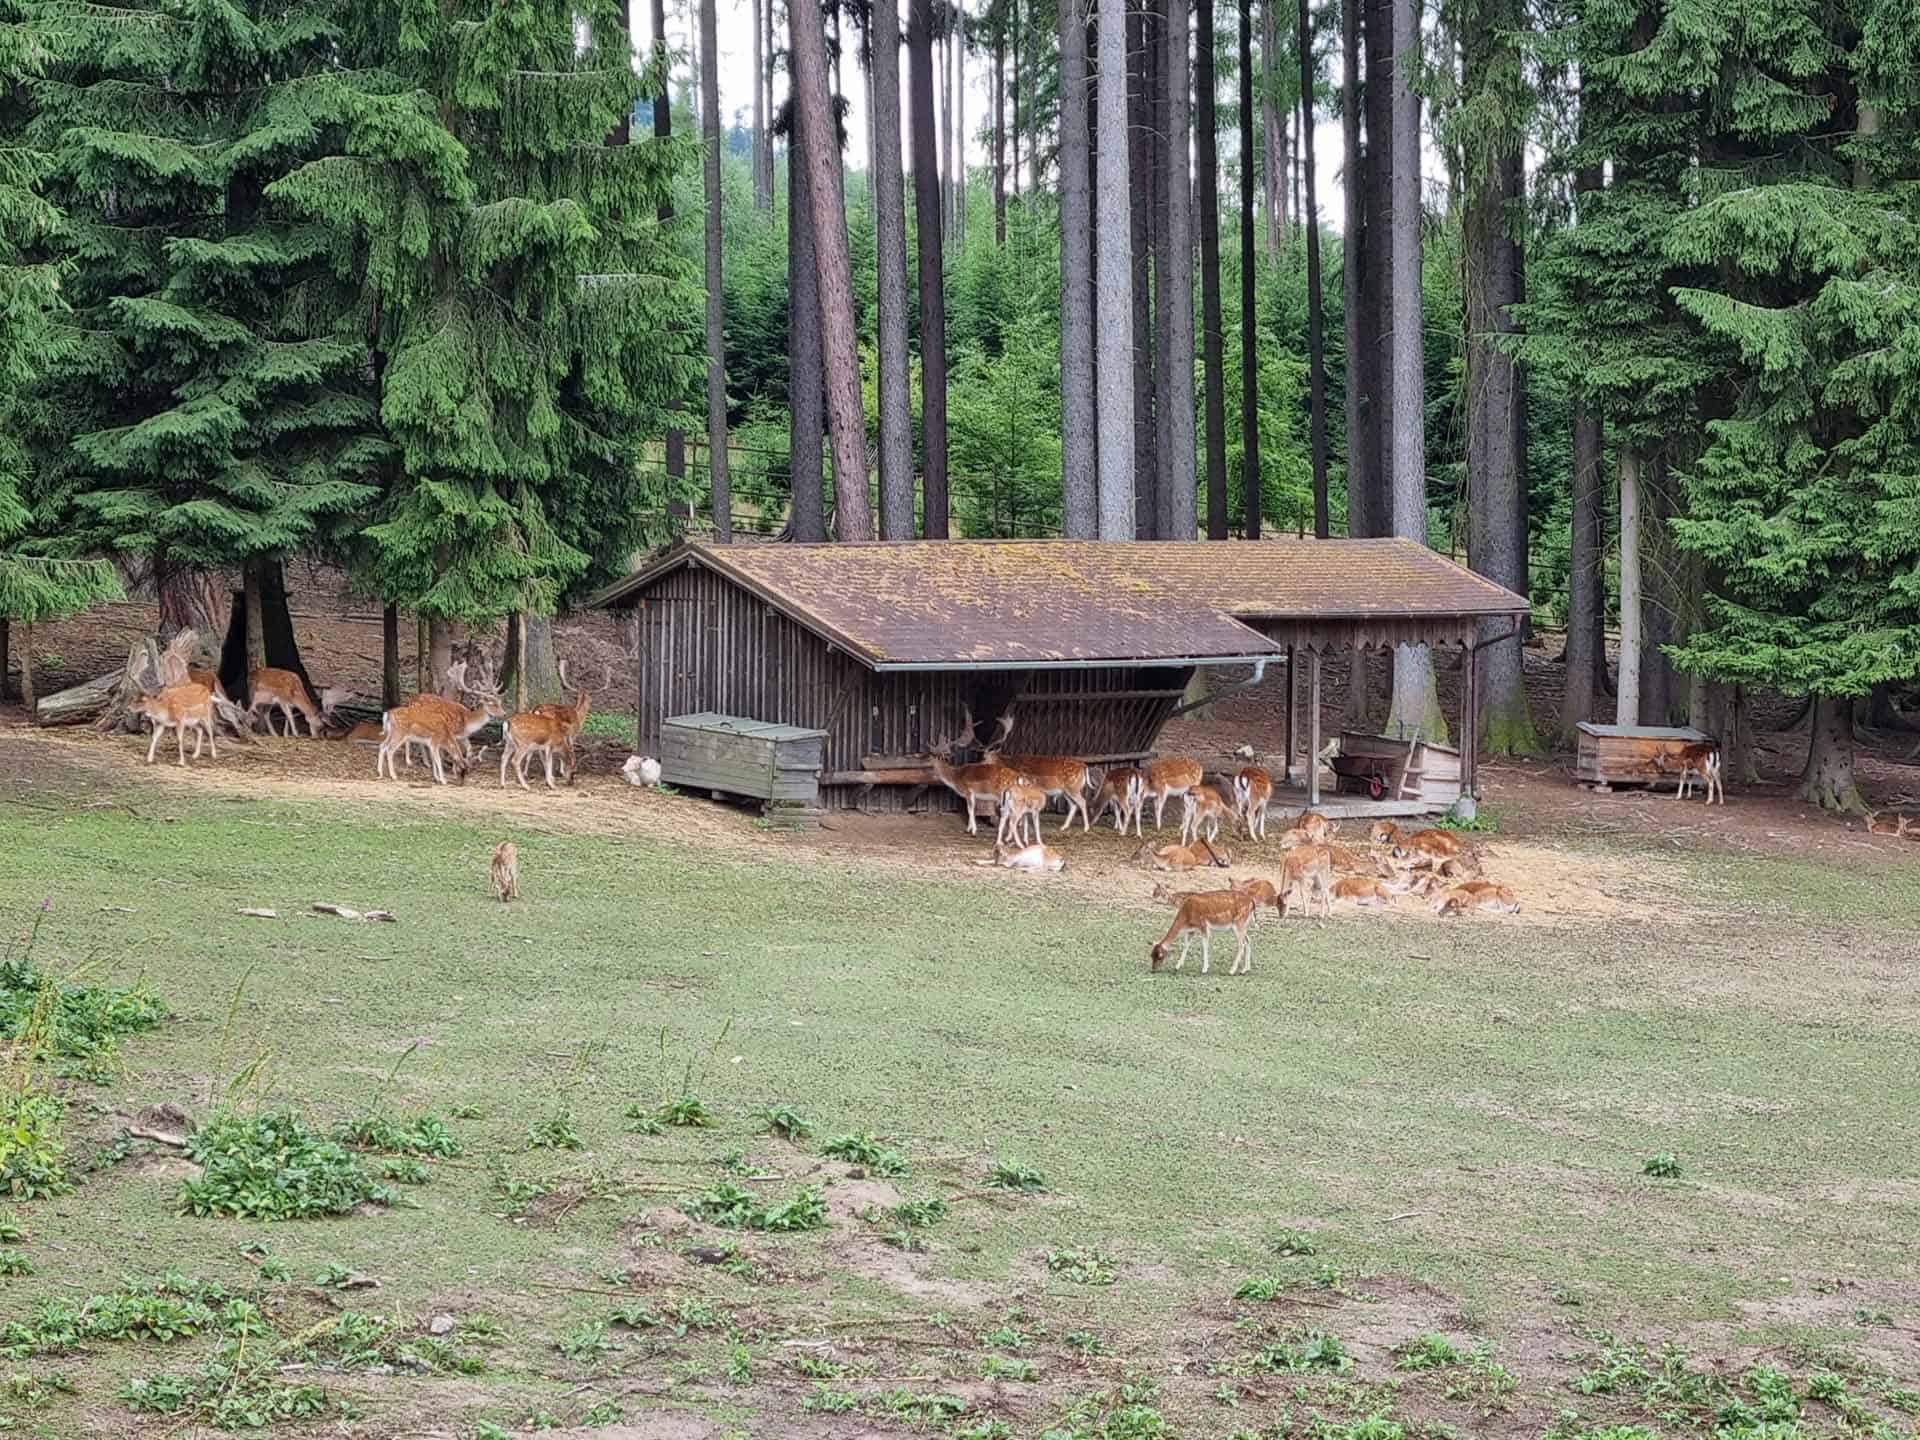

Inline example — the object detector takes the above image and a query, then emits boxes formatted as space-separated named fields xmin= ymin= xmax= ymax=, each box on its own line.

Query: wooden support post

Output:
xmin=19 ymin=621 xmax=35 ymax=717
xmin=1307 ymin=649 xmax=1322 ymax=807
xmin=1462 ymin=641 xmax=1479 ymax=802
xmin=1283 ymin=645 xmax=1296 ymax=785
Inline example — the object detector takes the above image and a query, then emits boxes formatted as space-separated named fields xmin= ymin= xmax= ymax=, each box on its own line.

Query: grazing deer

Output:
xmin=923 ymin=708 xmax=1018 ymax=835
xmin=622 ymin=755 xmax=663 ymax=788
xmin=1144 ymin=756 xmax=1204 ymax=830
xmin=1180 ymin=783 xmax=1233 ymax=846
xmin=1332 ymin=875 xmax=1394 ymax=908
xmin=983 ymin=713 xmax=1094 ymax=832
xmin=998 ymin=778 xmax=1048 ymax=847
xmin=1133 ymin=837 xmax=1230 ymax=871
xmin=1233 ymin=767 xmax=1274 ymax=840
xmin=1431 ymin=881 xmax=1520 ymax=917
xmin=1230 ymin=877 xmax=1284 ymax=915
xmin=976 ymin=841 xmax=1066 ymax=873
xmin=1278 ymin=844 xmax=1334 ymax=918
xmin=245 ymin=667 xmax=342 ymax=737
xmin=1093 ymin=766 xmax=1147 ymax=836
xmin=131 ymin=681 xmax=218 ymax=766
xmin=1369 ymin=819 xmax=1405 ymax=848
xmin=1667 ymin=741 xmax=1723 ymax=804
xmin=491 ymin=842 xmax=520 ymax=902
xmin=1149 ymin=887 xmax=1258 ymax=975
xmin=1866 ymin=811 xmax=1912 ymax=838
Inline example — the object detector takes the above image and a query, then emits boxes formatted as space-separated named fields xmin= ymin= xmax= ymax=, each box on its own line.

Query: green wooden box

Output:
xmin=659 ymin=713 xmax=828 ymax=803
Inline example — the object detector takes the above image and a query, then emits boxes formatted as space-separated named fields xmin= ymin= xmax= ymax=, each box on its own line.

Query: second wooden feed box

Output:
xmin=659 ymin=713 xmax=828 ymax=803
xmin=1575 ymin=722 xmax=1710 ymax=790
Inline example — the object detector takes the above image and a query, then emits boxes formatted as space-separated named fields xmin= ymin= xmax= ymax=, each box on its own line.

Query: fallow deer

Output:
xmin=1233 ymin=766 xmax=1274 ymax=839
xmin=1866 ymin=811 xmax=1912 ymax=838
xmin=975 ymin=841 xmax=1067 ymax=873
xmin=923 ymin=709 xmax=1018 ymax=835
xmin=393 ymin=660 xmax=505 ymax=774
xmin=131 ymin=681 xmax=218 ymax=766
xmin=1667 ymin=741 xmax=1723 ymax=804
xmin=377 ymin=701 xmax=461 ymax=785
xmin=1144 ymin=756 xmax=1204 ymax=830
xmin=1392 ymin=828 xmax=1469 ymax=868
xmin=1093 ymin=766 xmax=1147 ymax=836
xmin=499 ymin=708 xmax=569 ymax=790
xmin=188 ymin=667 xmax=229 ymax=703
xmin=1180 ymin=783 xmax=1233 ymax=846
xmin=983 ymin=712 xmax=1094 ymax=832
xmin=1294 ymin=810 xmax=1334 ymax=843
xmin=1277 ymin=844 xmax=1334 ymax=918
xmin=1324 ymin=842 xmax=1390 ymax=876
xmin=1332 ymin=875 xmax=1394 ymax=908
xmin=525 ymin=661 xmax=607 ymax=785
xmin=1132 ymin=837 xmax=1230 ymax=871
xmin=245 ymin=667 xmax=341 ymax=737
xmin=1149 ymin=887 xmax=1258 ymax=975
xmin=998 ymin=777 xmax=1048 ymax=847
xmin=491 ymin=842 xmax=520 ymax=902
xmin=1369 ymin=819 xmax=1405 ymax=848
xmin=1431 ymin=881 xmax=1520 ymax=917
xmin=1230 ymin=877 xmax=1284 ymax=915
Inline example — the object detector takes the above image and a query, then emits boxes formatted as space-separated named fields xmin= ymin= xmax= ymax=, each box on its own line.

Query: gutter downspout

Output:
xmin=1164 ymin=656 xmax=1270 ymax=721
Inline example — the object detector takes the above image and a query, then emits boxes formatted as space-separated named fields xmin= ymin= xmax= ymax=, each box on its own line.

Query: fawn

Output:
xmin=1132 ymin=837 xmax=1230 ymax=871
xmin=1277 ymin=844 xmax=1334 ymax=918
xmin=1149 ymin=888 xmax=1258 ymax=975
xmin=491 ymin=842 xmax=520 ymax=902
xmin=1180 ymin=783 xmax=1233 ymax=846
xmin=1331 ymin=875 xmax=1394 ymax=907
xmin=975 ymin=842 xmax=1067 ymax=873
xmin=997 ymin=778 xmax=1048 ymax=847
xmin=131 ymin=682 xmax=218 ymax=766
xmin=1431 ymin=881 xmax=1520 ymax=917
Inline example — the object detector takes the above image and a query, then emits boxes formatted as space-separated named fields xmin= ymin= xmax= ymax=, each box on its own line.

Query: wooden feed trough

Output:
xmin=1330 ymin=730 xmax=1462 ymax=809
xmin=659 ymin=713 xmax=828 ymax=825
xmin=1575 ymin=722 xmax=1710 ymax=792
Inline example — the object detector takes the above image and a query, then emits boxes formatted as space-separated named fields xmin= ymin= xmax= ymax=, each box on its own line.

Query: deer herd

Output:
xmin=123 ymin=633 xmax=605 ymax=794
xmin=924 ymin=706 xmax=1521 ymax=975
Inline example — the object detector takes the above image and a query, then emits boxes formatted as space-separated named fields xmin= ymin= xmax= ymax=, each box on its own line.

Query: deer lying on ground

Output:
xmin=1392 ymin=828 xmax=1468 ymax=866
xmin=245 ymin=667 xmax=344 ymax=737
xmin=1180 ymin=783 xmax=1233 ymax=846
xmin=1431 ymin=880 xmax=1520 ymax=917
xmin=1325 ymin=842 xmax=1392 ymax=876
xmin=1150 ymin=887 xmax=1258 ymax=975
xmin=1233 ymin=767 xmax=1274 ymax=839
xmin=983 ymin=713 xmax=1093 ymax=832
xmin=923 ymin=709 xmax=1018 ymax=835
xmin=1133 ymin=837 xmax=1230 ymax=870
xmin=1144 ymin=756 xmax=1204 ymax=830
xmin=131 ymin=681 xmax=218 ymax=766
xmin=1332 ymin=875 xmax=1394 ymax=908
xmin=1277 ymin=844 xmax=1334 ymax=918
xmin=976 ymin=841 xmax=1066 ymax=873
xmin=492 ymin=842 xmax=520 ymax=902
xmin=1866 ymin=811 xmax=1912 ymax=837
xmin=1093 ymin=766 xmax=1147 ymax=836
xmin=1665 ymin=741 xmax=1723 ymax=804
xmin=998 ymin=777 xmax=1048 ymax=846
xmin=1369 ymin=819 xmax=1404 ymax=848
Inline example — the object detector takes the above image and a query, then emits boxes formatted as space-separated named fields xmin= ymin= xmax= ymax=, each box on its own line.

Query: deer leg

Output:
xmin=146 ymin=724 xmax=162 ymax=764
xmin=541 ymin=746 xmax=557 ymax=790
xmin=1154 ymin=792 xmax=1168 ymax=829
xmin=1174 ymin=931 xmax=1190 ymax=971
xmin=175 ymin=722 xmax=188 ymax=766
xmin=1198 ymin=929 xmax=1212 ymax=975
xmin=499 ymin=733 xmax=514 ymax=786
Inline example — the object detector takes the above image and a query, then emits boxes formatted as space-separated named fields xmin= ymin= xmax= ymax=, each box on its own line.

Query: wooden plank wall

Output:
xmin=629 ymin=566 xmax=1189 ymax=813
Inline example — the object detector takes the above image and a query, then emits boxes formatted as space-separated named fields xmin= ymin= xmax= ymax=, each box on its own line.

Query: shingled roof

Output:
xmin=588 ymin=538 xmax=1528 ymax=671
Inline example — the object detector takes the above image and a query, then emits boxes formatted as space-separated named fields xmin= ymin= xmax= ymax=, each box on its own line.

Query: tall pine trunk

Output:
xmin=873 ymin=0 xmax=915 ymax=538
xmin=910 ymin=0 xmax=951 ymax=537
xmin=792 ymin=0 xmax=874 ymax=539
xmin=1614 ymin=445 xmax=1642 ymax=724
xmin=992 ymin=12 xmax=1008 ymax=244
xmin=1060 ymin=0 xmax=1098 ymax=537
xmin=1094 ymin=0 xmax=1136 ymax=537
xmin=1801 ymin=695 xmax=1865 ymax=813
xmin=652 ymin=0 xmax=687 ymax=514
xmin=18 ymin=622 xmax=33 ymax=715
xmin=1238 ymin=0 xmax=1261 ymax=537
xmin=1298 ymin=0 xmax=1328 ymax=537
xmin=789 ymin=111 xmax=827 ymax=541
xmin=1561 ymin=395 xmax=1605 ymax=740
xmin=1384 ymin=0 xmax=1442 ymax=740
xmin=501 ymin=613 xmax=564 ymax=706
xmin=155 ymin=553 xmax=221 ymax=637
xmin=1196 ymin=0 xmax=1228 ymax=539
xmin=752 ymin=0 xmax=770 ymax=207
xmin=1262 ymin=0 xmax=1283 ymax=261
xmin=382 ymin=602 xmax=400 ymax=708
xmin=243 ymin=558 xmax=268 ymax=675
xmin=699 ymin=0 xmax=730 ymax=541
xmin=1129 ymin=0 xmax=1158 ymax=535
xmin=1163 ymin=0 xmax=1196 ymax=539
xmin=1638 ymin=464 xmax=1675 ymax=726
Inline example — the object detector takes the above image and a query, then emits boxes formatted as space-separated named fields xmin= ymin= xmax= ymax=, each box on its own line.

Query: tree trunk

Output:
xmin=1801 ymin=695 xmax=1865 ymax=813
xmin=1196 ymin=0 xmax=1228 ymax=539
xmin=788 ymin=113 xmax=827 ymax=542
xmin=910 ymin=0 xmax=951 ymax=537
xmin=792 ymin=0 xmax=874 ymax=540
xmin=1638 ymin=464 xmax=1674 ymax=726
xmin=0 ymin=618 xmax=8 ymax=702
xmin=242 ymin=559 xmax=268 ymax=676
xmin=156 ymin=556 xmax=221 ymax=638
xmin=1163 ymin=0 xmax=1196 ymax=540
xmin=1298 ymin=0 xmax=1328 ymax=539
xmin=752 ymin=0 xmax=770 ymax=207
xmin=1129 ymin=0 xmax=1158 ymax=536
xmin=1615 ymin=445 xmax=1642 ymax=725
xmin=1011 ymin=0 xmax=1023 ymax=209
xmin=699 ymin=0 xmax=730 ymax=542
xmin=993 ymin=14 xmax=1007 ymax=244
xmin=1361 ymin=0 xmax=1391 ymax=521
xmin=652 ymin=0 xmax=687 ymax=518
xmin=1262 ymin=0 xmax=1283 ymax=262
xmin=428 ymin=617 xmax=454 ymax=697
xmin=873 ymin=0 xmax=914 ymax=539
xmin=1340 ymin=0 xmax=1368 ymax=558
xmin=501 ymin=614 xmax=564 ymax=707
xmin=18 ymin=621 xmax=33 ymax=715
xmin=382 ymin=602 xmax=400 ymax=709
xmin=1462 ymin=5 xmax=1533 ymax=754
xmin=1151 ymin=0 xmax=1173 ymax=540
xmin=1059 ymin=0 xmax=1098 ymax=538
xmin=1383 ymin=0 xmax=1442 ymax=741
xmin=1239 ymin=0 xmax=1262 ymax=538
xmin=1095 ymin=0 xmax=1137 ymax=538
xmin=1560 ymin=395 xmax=1604 ymax=741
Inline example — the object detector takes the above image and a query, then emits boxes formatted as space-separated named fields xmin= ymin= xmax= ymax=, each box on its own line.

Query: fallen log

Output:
xmin=33 ymin=670 xmax=120 ymax=727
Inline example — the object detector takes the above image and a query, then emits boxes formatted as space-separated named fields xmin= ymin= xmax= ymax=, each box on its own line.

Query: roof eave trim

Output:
xmin=870 ymin=652 xmax=1281 ymax=673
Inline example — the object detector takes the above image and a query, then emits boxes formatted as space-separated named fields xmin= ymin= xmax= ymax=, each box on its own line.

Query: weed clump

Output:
xmin=0 ymin=1090 xmax=71 ymax=1200
xmin=1045 ymin=1247 xmax=1118 ymax=1287
xmin=686 ymin=1180 xmax=828 ymax=1232
xmin=986 ymin=1160 xmax=1048 ymax=1193
xmin=1642 ymin=1153 xmax=1683 ymax=1179
xmin=180 ymin=1110 xmax=391 ymax=1221
xmin=334 ymin=1113 xmax=461 ymax=1157
xmin=0 ymin=910 xmax=166 ymax=1076
xmin=821 ymin=1131 xmax=909 ymax=1175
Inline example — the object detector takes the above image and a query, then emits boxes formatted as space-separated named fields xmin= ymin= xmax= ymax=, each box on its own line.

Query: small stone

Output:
xmin=428 ymin=1315 xmax=455 ymax=1336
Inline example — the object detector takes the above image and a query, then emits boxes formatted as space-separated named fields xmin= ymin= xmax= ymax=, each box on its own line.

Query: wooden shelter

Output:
xmin=587 ymin=538 xmax=1529 ymax=814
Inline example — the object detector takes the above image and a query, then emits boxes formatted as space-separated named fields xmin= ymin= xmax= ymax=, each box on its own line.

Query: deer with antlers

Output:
xmin=1093 ymin=765 xmax=1147 ymax=836
xmin=378 ymin=659 xmax=505 ymax=784
xmin=980 ymin=711 xmax=1094 ymax=832
xmin=922 ymin=708 xmax=1020 ymax=835
xmin=518 ymin=661 xmax=607 ymax=785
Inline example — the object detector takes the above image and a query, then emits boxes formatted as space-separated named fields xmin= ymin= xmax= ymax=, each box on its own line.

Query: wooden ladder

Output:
xmin=1396 ymin=728 xmax=1424 ymax=801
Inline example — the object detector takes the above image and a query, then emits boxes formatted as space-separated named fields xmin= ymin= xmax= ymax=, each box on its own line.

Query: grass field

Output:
xmin=2 ymin=737 xmax=1918 ymax=1439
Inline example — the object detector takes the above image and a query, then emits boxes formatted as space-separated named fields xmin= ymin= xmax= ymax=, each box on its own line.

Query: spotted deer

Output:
xmin=131 ymin=681 xmax=218 ymax=766
xmin=524 ymin=661 xmax=607 ymax=785
xmin=1331 ymin=875 xmax=1394 ymax=908
xmin=491 ymin=842 xmax=520 ymax=902
xmin=975 ymin=841 xmax=1067 ymax=873
xmin=1180 ymin=783 xmax=1234 ymax=846
xmin=997 ymin=777 xmax=1048 ymax=847
xmin=1667 ymin=741 xmax=1723 ymax=804
xmin=1277 ymin=843 xmax=1334 ymax=918
xmin=1431 ymin=881 xmax=1520 ymax=917
xmin=984 ymin=712 xmax=1094 ymax=832
xmin=1144 ymin=756 xmax=1205 ymax=830
xmin=1093 ymin=766 xmax=1147 ymax=836
xmin=1132 ymin=837 xmax=1230 ymax=871
xmin=1149 ymin=887 xmax=1258 ymax=975
xmin=393 ymin=660 xmax=505 ymax=774
xmin=923 ymin=708 xmax=1018 ymax=835
xmin=498 ymin=708 xmax=570 ymax=789
xmin=1233 ymin=766 xmax=1274 ymax=839
xmin=245 ymin=667 xmax=344 ymax=737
